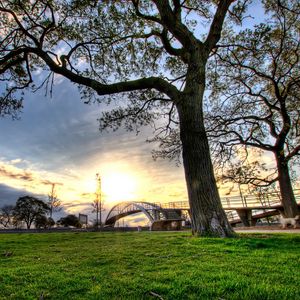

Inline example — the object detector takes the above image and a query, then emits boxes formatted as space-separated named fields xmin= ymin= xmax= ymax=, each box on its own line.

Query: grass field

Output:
xmin=0 ymin=231 xmax=300 ymax=300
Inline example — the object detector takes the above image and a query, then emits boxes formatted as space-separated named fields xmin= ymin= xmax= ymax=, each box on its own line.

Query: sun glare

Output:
xmin=102 ymin=172 xmax=137 ymax=202
xmin=83 ymin=179 xmax=97 ymax=194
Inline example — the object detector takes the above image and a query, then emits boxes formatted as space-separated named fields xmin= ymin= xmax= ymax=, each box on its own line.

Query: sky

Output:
xmin=0 ymin=78 xmax=189 ymax=223
xmin=0 ymin=0 xmax=271 ymax=225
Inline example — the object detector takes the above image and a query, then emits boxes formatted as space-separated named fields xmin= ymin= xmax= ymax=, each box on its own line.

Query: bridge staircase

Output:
xmin=159 ymin=189 xmax=300 ymax=226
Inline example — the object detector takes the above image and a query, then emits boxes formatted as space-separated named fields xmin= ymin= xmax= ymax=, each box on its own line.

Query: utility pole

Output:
xmin=93 ymin=173 xmax=102 ymax=229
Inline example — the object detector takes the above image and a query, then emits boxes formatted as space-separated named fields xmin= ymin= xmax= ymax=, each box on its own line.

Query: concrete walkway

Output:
xmin=234 ymin=225 xmax=300 ymax=233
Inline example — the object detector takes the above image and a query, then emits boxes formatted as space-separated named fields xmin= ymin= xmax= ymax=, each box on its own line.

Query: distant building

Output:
xmin=79 ymin=213 xmax=88 ymax=227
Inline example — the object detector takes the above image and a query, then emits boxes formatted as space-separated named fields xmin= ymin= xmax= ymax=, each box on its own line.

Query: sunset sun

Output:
xmin=102 ymin=172 xmax=137 ymax=202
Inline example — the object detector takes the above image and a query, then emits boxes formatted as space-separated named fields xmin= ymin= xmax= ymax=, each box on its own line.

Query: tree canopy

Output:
xmin=57 ymin=214 xmax=81 ymax=228
xmin=13 ymin=196 xmax=50 ymax=229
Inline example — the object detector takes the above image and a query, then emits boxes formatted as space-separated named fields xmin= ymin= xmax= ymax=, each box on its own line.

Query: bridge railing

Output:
xmin=221 ymin=194 xmax=280 ymax=209
xmin=226 ymin=210 xmax=240 ymax=222
xmin=294 ymin=189 xmax=300 ymax=202
xmin=161 ymin=189 xmax=300 ymax=210
xmin=161 ymin=201 xmax=189 ymax=209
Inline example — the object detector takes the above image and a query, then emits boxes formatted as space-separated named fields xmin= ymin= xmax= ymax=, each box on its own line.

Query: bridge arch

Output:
xmin=105 ymin=201 xmax=165 ymax=226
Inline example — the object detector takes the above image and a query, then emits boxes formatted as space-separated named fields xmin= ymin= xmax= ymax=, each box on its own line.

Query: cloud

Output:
xmin=63 ymin=202 xmax=91 ymax=209
xmin=0 ymin=164 xmax=35 ymax=182
xmin=0 ymin=160 xmax=65 ymax=189
xmin=41 ymin=179 xmax=63 ymax=186
xmin=10 ymin=158 xmax=23 ymax=165
xmin=81 ymin=192 xmax=94 ymax=198
xmin=118 ymin=213 xmax=149 ymax=226
xmin=0 ymin=183 xmax=40 ymax=206
xmin=130 ymin=216 xmax=149 ymax=224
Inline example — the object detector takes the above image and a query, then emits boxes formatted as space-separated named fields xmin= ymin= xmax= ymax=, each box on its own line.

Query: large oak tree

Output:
xmin=0 ymin=0 xmax=249 ymax=237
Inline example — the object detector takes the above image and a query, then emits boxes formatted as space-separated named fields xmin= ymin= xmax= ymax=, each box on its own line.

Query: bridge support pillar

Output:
xmin=236 ymin=209 xmax=254 ymax=227
xmin=151 ymin=220 xmax=182 ymax=231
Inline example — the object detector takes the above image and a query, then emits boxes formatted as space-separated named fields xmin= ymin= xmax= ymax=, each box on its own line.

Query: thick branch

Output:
xmin=157 ymin=28 xmax=184 ymax=57
xmin=34 ymin=48 xmax=180 ymax=100
xmin=204 ymin=0 xmax=233 ymax=52
xmin=153 ymin=0 xmax=199 ymax=50
xmin=131 ymin=0 xmax=162 ymax=25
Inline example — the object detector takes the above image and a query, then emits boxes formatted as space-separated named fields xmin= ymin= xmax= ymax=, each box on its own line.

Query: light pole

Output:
xmin=95 ymin=173 xmax=102 ymax=228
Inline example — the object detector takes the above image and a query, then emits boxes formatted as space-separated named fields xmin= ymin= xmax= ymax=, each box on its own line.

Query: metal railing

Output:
xmin=161 ymin=189 xmax=300 ymax=210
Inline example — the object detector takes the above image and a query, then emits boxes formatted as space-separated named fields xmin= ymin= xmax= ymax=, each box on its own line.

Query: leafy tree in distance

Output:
xmin=0 ymin=0 xmax=253 ymax=237
xmin=13 ymin=196 xmax=50 ymax=229
xmin=35 ymin=215 xmax=55 ymax=229
xmin=34 ymin=214 xmax=49 ymax=229
xmin=47 ymin=217 xmax=55 ymax=228
xmin=57 ymin=214 xmax=82 ymax=228
xmin=207 ymin=1 xmax=300 ymax=217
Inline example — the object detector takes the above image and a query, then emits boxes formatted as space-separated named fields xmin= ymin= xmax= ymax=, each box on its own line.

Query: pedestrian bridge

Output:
xmin=105 ymin=201 xmax=183 ymax=230
xmin=104 ymin=190 xmax=300 ymax=228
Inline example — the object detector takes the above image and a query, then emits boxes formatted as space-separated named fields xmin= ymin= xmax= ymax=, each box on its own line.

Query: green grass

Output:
xmin=0 ymin=231 xmax=299 ymax=300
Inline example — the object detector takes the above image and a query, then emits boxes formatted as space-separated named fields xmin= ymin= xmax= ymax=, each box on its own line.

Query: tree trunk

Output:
xmin=275 ymin=154 xmax=299 ymax=217
xmin=176 ymin=93 xmax=235 ymax=237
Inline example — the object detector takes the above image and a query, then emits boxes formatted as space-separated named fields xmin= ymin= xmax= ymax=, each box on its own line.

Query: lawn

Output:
xmin=0 ymin=231 xmax=299 ymax=300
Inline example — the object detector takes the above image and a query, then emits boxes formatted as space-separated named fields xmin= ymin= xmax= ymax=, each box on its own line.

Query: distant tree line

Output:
xmin=0 ymin=195 xmax=82 ymax=229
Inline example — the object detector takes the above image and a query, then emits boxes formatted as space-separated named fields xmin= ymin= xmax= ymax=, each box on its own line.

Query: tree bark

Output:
xmin=176 ymin=90 xmax=235 ymax=237
xmin=275 ymin=153 xmax=299 ymax=217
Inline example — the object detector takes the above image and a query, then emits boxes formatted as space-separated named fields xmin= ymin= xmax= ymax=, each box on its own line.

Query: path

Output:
xmin=235 ymin=225 xmax=300 ymax=233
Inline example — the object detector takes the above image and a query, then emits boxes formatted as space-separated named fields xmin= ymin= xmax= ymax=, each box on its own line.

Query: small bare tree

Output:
xmin=0 ymin=204 xmax=14 ymax=228
xmin=47 ymin=183 xmax=62 ymax=219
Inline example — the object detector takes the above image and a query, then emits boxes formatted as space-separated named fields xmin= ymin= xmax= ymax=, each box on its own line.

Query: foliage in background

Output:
xmin=57 ymin=214 xmax=82 ymax=228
